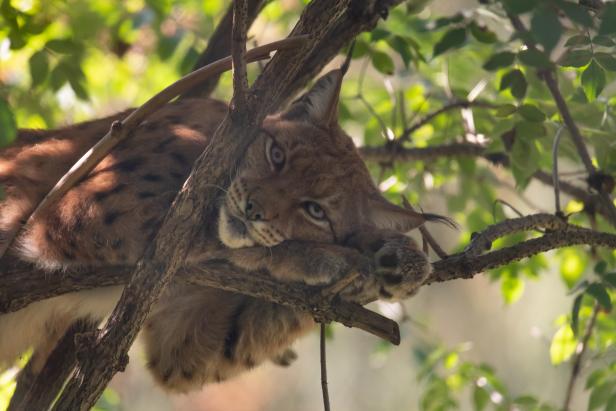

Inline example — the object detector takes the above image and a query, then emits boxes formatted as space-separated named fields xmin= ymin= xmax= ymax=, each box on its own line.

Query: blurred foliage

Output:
xmin=2 ymin=0 xmax=616 ymax=410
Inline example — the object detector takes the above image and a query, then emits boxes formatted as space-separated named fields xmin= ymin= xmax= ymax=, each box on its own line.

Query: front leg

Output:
xmin=223 ymin=240 xmax=374 ymax=286
xmin=342 ymin=228 xmax=432 ymax=303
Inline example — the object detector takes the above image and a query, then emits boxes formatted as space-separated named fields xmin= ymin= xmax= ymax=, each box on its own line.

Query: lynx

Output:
xmin=0 ymin=68 xmax=448 ymax=392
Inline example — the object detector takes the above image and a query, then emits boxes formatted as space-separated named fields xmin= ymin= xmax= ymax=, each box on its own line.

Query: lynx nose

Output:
xmin=245 ymin=199 xmax=264 ymax=221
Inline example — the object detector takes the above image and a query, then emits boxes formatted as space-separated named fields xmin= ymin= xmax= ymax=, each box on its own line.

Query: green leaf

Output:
xmin=518 ymin=104 xmax=546 ymax=122
xmin=157 ymin=35 xmax=180 ymax=60
xmin=604 ymin=273 xmax=616 ymax=288
xmin=595 ymin=52 xmax=616 ymax=71
xmin=550 ymin=325 xmax=576 ymax=364
xmin=433 ymin=27 xmax=467 ymax=57
xmin=559 ymin=1 xmax=594 ymax=27
xmin=45 ymin=39 xmax=81 ymax=54
xmin=598 ymin=2 xmax=616 ymax=35
xmin=500 ymin=69 xmax=527 ymax=100
xmin=29 ymin=50 xmax=49 ymax=87
xmin=502 ymin=0 xmax=536 ymax=14
xmin=371 ymin=50 xmax=395 ymax=75
xmin=518 ymin=49 xmax=553 ymax=68
xmin=371 ymin=27 xmax=390 ymax=41
xmin=571 ymin=294 xmax=583 ymax=336
xmin=531 ymin=6 xmax=562 ymax=52
xmin=469 ymin=21 xmax=497 ymax=43
xmin=586 ymin=283 xmax=612 ymax=310
xmin=515 ymin=120 xmax=546 ymax=138
xmin=501 ymin=274 xmax=524 ymax=304
xmin=386 ymin=36 xmax=413 ymax=68
xmin=592 ymin=35 xmax=615 ymax=47
xmin=68 ymin=77 xmax=89 ymax=101
xmin=557 ymin=49 xmax=592 ymax=67
xmin=495 ymin=104 xmax=517 ymax=117
xmin=482 ymin=51 xmax=516 ymax=71
xmin=587 ymin=369 xmax=607 ymax=389
xmin=564 ymin=34 xmax=590 ymax=46
xmin=473 ymin=387 xmax=489 ymax=411
xmin=595 ymin=261 xmax=608 ymax=274
xmin=180 ymin=46 xmax=200 ymax=74
xmin=607 ymin=394 xmax=616 ymax=411
xmin=0 ymin=99 xmax=17 ymax=148
xmin=581 ymin=60 xmax=606 ymax=101
xmin=589 ymin=382 xmax=615 ymax=410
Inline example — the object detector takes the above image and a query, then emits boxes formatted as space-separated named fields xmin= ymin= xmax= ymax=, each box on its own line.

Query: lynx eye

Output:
xmin=268 ymin=141 xmax=285 ymax=170
xmin=303 ymin=201 xmax=326 ymax=220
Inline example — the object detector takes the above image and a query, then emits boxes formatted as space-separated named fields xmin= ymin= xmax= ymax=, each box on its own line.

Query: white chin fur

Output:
xmin=217 ymin=206 xmax=256 ymax=249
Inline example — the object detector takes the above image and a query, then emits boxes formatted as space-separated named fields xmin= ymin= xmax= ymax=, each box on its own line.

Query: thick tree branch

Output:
xmin=231 ymin=0 xmax=250 ymax=113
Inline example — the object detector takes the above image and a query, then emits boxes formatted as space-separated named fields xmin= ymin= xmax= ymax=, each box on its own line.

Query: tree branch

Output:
xmin=181 ymin=0 xmax=267 ymax=99
xmin=231 ymin=0 xmax=250 ymax=113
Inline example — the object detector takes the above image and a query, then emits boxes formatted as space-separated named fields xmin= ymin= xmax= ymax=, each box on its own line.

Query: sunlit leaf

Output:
xmin=473 ymin=386 xmax=489 ymax=411
xmin=581 ymin=60 xmax=606 ymax=101
xmin=501 ymin=273 xmax=525 ymax=304
xmin=371 ymin=50 xmax=395 ymax=75
xmin=549 ymin=325 xmax=576 ymax=364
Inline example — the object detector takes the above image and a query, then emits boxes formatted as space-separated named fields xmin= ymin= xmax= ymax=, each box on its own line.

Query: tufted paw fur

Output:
xmin=342 ymin=228 xmax=431 ymax=302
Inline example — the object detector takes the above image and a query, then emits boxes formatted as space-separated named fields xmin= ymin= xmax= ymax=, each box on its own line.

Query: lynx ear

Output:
xmin=367 ymin=195 xmax=455 ymax=232
xmin=282 ymin=68 xmax=344 ymax=128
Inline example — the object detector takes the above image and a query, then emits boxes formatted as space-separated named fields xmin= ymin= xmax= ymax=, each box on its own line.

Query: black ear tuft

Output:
xmin=421 ymin=213 xmax=459 ymax=230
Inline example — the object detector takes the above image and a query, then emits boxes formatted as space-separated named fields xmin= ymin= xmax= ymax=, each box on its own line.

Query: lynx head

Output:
xmin=218 ymin=69 xmax=446 ymax=249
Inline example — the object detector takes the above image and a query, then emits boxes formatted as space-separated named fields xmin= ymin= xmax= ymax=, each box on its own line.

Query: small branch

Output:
xmin=180 ymin=0 xmax=267 ymax=98
xmin=0 ymin=36 xmax=308 ymax=262
xmin=399 ymin=100 xmax=496 ymax=143
xmin=563 ymin=303 xmax=600 ymax=411
xmin=320 ymin=323 xmax=331 ymax=411
xmin=552 ymin=126 xmax=565 ymax=215
xmin=231 ymin=0 xmax=250 ymax=113
xmin=463 ymin=213 xmax=567 ymax=257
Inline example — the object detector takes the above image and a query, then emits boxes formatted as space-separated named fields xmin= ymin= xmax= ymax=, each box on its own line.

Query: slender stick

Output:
xmin=320 ymin=323 xmax=331 ymax=411
xmin=563 ymin=303 xmax=600 ymax=411
xmin=552 ymin=126 xmax=565 ymax=215
xmin=401 ymin=197 xmax=448 ymax=259
xmin=0 ymin=36 xmax=308 ymax=262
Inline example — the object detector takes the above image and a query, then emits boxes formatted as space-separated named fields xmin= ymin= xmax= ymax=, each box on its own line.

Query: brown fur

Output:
xmin=0 ymin=70 xmax=439 ymax=392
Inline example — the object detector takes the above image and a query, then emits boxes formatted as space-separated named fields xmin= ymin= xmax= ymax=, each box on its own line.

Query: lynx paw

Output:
xmin=343 ymin=229 xmax=431 ymax=302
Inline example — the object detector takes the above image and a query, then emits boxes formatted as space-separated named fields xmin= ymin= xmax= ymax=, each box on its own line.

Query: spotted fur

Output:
xmin=0 ymin=70 xmax=445 ymax=393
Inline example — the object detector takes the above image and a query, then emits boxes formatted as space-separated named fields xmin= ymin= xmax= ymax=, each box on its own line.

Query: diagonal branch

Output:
xmin=181 ymin=0 xmax=268 ymax=99
xmin=231 ymin=0 xmax=250 ymax=113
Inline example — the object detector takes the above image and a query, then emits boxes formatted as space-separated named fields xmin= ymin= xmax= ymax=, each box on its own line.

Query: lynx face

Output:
xmin=218 ymin=70 xmax=430 ymax=250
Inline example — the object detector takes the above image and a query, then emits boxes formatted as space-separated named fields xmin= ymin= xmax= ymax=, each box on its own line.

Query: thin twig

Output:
xmin=552 ymin=126 xmax=565 ymax=215
xmin=231 ymin=0 xmax=249 ymax=113
xmin=0 ymin=36 xmax=308 ymax=262
xmin=320 ymin=323 xmax=331 ymax=411
xmin=563 ymin=303 xmax=600 ymax=411
xmin=401 ymin=197 xmax=448 ymax=259
xmin=399 ymin=100 xmax=496 ymax=143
